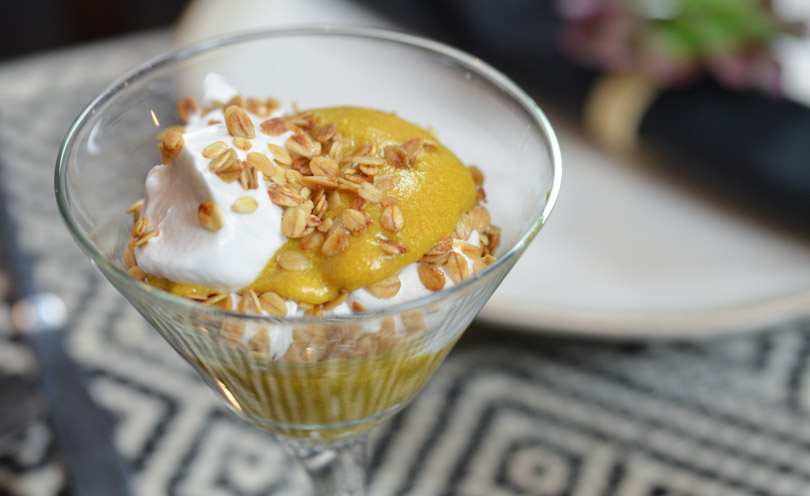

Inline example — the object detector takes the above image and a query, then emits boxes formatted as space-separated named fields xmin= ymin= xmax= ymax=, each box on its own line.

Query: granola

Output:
xmin=127 ymin=77 xmax=499 ymax=363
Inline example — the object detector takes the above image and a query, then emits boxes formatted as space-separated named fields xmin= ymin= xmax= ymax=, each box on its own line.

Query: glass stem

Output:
xmin=288 ymin=434 xmax=368 ymax=496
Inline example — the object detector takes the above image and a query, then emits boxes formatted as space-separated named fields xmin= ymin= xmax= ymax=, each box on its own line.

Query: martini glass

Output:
xmin=55 ymin=27 xmax=561 ymax=495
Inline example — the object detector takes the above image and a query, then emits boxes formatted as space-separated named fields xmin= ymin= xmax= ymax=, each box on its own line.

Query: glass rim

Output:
xmin=54 ymin=24 xmax=563 ymax=324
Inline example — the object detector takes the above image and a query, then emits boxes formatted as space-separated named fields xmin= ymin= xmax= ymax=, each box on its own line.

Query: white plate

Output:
xmin=177 ymin=0 xmax=810 ymax=339
xmin=479 ymin=118 xmax=810 ymax=339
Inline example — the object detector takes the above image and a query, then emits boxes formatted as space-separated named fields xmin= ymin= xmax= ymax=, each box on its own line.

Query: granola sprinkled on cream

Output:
xmin=127 ymin=74 xmax=499 ymax=361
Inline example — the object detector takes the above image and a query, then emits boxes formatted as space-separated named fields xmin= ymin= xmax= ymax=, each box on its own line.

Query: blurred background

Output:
xmin=2 ymin=1 xmax=810 ymax=495
xmin=0 ymin=1 xmax=187 ymax=61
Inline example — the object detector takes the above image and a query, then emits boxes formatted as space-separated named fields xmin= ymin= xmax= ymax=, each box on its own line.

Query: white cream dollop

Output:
xmin=135 ymin=105 xmax=293 ymax=292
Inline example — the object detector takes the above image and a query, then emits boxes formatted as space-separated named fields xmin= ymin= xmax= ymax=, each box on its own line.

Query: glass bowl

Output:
xmin=56 ymin=26 xmax=561 ymax=496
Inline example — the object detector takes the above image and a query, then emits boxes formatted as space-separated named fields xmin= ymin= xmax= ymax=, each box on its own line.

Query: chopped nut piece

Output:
xmin=487 ymin=225 xmax=501 ymax=254
xmin=203 ymin=141 xmax=228 ymax=158
xmin=420 ymin=236 xmax=453 ymax=265
xmin=336 ymin=177 xmax=360 ymax=193
xmin=286 ymin=133 xmax=317 ymax=158
xmin=402 ymin=138 xmax=424 ymax=161
xmin=156 ymin=125 xmax=185 ymax=142
xmin=380 ymin=205 xmax=404 ymax=232
xmin=352 ymin=156 xmax=386 ymax=166
xmin=233 ymin=136 xmax=252 ymax=150
xmin=247 ymin=289 xmax=262 ymax=313
xmin=300 ymin=231 xmax=324 ymax=250
xmin=322 ymin=229 xmax=349 ymax=256
xmin=443 ymin=252 xmax=470 ymax=284
xmin=357 ymin=182 xmax=384 ymax=203
xmin=124 ymin=240 xmax=137 ymax=268
xmin=327 ymin=190 xmax=342 ymax=211
xmin=378 ymin=239 xmax=408 ymax=255
xmin=305 ymin=305 xmax=324 ymax=317
xmin=126 ymin=199 xmax=143 ymax=221
xmin=259 ymin=292 xmax=287 ymax=317
xmin=268 ymin=183 xmax=303 ymax=207
xmin=245 ymin=97 xmax=271 ymax=117
xmin=248 ymin=328 xmax=270 ymax=353
xmin=350 ymin=195 xmax=368 ymax=211
xmin=377 ymin=320 xmax=397 ymax=352
xmin=301 ymin=175 xmax=338 ymax=190
xmin=479 ymin=232 xmax=489 ymax=249
xmin=417 ymin=264 xmax=445 ymax=291
xmin=278 ymin=251 xmax=312 ymax=271
xmin=127 ymin=265 xmax=147 ymax=281
xmin=291 ymin=157 xmax=312 ymax=175
xmin=246 ymin=152 xmax=275 ymax=177
xmin=285 ymin=169 xmax=304 ymax=187
xmin=267 ymin=143 xmax=292 ymax=165
xmin=265 ymin=97 xmax=281 ymax=113
xmin=131 ymin=217 xmax=149 ymax=237
xmin=309 ymin=157 xmax=339 ymax=177
xmin=456 ymin=241 xmax=481 ymax=259
xmin=159 ymin=131 xmax=184 ymax=164
xmin=454 ymin=211 xmax=473 ymax=240
xmin=216 ymin=160 xmax=243 ymax=183
xmin=476 ymin=184 xmax=487 ymax=203
xmin=358 ymin=163 xmax=378 ymax=177
xmin=401 ymin=310 xmax=425 ymax=333
xmin=312 ymin=190 xmax=327 ymax=216
xmin=238 ymin=289 xmax=262 ymax=313
xmin=202 ymin=293 xmax=228 ymax=306
xmin=177 ymin=97 xmax=198 ymax=124
xmin=317 ymin=217 xmax=333 ymax=233
xmin=239 ymin=164 xmax=259 ymax=190
xmin=374 ymin=174 xmax=400 ymax=192
xmin=209 ymin=147 xmax=238 ymax=172
xmin=281 ymin=205 xmax=309 ymax=238
xmin=473 ymin=254 xmax=496 ymax=274
xmin=315 ymin=123 xmax=338 ymax=143
xmin=306 ymin=215 xmax=322 ymax=228
xmin=470 ymin=205 xmax=491 ymax=232
xmin=350 ymin=144 xmax=373 ymax=160
xmin=198 ymin=202 xmax=224 ymax=232
xmin=289 ymin=111 xmax=321 ymax=130
xmin=221 ymin=320 xmax=244 ymax=341
xmin=323 ymin=290 xmax=349 ymax=310
xmin=468 ymin=165 xmax=484 ymax=186
xmin=232 ymin=196 xmax=258 ymax=213
xmin=133 ymin=228 xmax=160 ymax=247
xmin=224 ymin=105 xmax=255 ymax=139
xmin=226 ymin=95 xmax=244 ymax=108
xmin=260 ymin=117 xmax=288 ymax=135
xmin=341 ymin=209 xmax=371 ymax=233
xmin=329 ymin=138 xmax=350 ymax=163
xmin=366 ymin=275 xmax=401 ymax=299
xmin=384 ymin=144 xmax=410 ymax=169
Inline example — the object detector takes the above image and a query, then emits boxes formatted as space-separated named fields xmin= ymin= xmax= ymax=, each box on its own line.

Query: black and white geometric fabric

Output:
xmin=1 ymin=31 xmax=810 ymax=496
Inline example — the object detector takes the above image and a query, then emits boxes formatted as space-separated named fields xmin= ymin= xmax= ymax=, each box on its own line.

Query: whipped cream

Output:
xmin=135 ymin=92 xmax=293 ymax=292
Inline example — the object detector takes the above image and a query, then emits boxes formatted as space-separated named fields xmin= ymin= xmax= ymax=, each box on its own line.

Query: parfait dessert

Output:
xmin=124 ymin=75 xmax=500 ymax=438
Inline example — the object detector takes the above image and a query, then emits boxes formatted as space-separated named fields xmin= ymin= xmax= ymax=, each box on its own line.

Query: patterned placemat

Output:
xmin=1 ymin=30 xmax=810 ymax=496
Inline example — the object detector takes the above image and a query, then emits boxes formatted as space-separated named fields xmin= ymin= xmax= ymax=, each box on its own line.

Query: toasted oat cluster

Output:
xmin=124 ymin=93 xmax=500 ymax=359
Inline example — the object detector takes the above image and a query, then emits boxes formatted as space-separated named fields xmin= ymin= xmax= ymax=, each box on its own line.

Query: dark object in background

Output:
xmin=1 ymin=0 xmax=187 ymax=61
xmin=359 ymin=0 xmax=810 ymax=231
